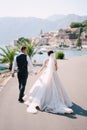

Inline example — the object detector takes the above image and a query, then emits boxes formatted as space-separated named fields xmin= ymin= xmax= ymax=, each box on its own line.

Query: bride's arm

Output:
xmin=37 ymin=60 xmax=48 ymax=74
xmin=55 ymin=60 xmax=58 ymax=71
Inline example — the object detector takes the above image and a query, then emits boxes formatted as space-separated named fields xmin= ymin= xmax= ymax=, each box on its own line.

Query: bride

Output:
xmin=25 ymin=50 xmax=73 ymax=114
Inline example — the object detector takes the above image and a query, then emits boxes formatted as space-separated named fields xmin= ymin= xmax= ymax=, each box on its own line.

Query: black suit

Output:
xmin=16 ymin=54 xmax=28 ymax=100
xmin=12 ymin=52 xmax=34 ymax=101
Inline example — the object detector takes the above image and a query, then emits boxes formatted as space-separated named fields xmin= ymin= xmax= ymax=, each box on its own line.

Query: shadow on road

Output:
xmin=56 ymin=103 xmax=87 ymax=119
xmin=71 ymin=103 xmax=87 ymax=117
xmin=40 ymin=102 xmax=87 ymax=119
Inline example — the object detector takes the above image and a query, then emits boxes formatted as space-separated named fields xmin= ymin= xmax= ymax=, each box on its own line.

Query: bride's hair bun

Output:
xmin=47 ymin=50 xmax=54 ymax=56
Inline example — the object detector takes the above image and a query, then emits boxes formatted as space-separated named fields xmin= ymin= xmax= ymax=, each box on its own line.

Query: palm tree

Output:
xmin=17 ymin=37 xmax=31 ymax=47
xmin=0 ymin=47 xmax=17 ymax=71
xmin=76 ymin=37 xmax=82 ymax=49
xmin=16 ymin=37 xmax=38 ymax=59
xmin=26 ymin=44 xmax=37 ymax=59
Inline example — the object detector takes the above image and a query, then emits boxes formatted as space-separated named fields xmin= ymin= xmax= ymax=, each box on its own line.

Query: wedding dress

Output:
xmin=25 ymin=54 xmax=73 ymax=114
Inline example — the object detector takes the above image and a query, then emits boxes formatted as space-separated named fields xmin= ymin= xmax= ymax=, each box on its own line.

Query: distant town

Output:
xmin=13 ymin=26 xmax=87 ymax=50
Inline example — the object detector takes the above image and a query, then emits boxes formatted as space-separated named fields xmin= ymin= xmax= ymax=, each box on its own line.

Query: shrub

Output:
xmin=55 ymin=51 xmax=64 ymax=59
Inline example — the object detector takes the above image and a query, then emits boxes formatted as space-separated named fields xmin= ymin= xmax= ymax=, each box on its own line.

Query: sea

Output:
xmin=32 ymin=49 xmax=87 ymax=64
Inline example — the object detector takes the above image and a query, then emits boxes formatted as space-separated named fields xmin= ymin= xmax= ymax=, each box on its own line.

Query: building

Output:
xmin=81 ymin=39 xmax=87 ymax=48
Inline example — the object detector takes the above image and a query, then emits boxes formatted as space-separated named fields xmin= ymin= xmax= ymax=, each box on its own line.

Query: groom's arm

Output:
xmin=27 ymin=55 xmax=36 ymax=74
xmin=11 ymin=56 xmax=17 ymax=77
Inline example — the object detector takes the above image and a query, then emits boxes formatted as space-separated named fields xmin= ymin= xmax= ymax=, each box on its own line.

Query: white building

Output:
xmin=82 ymin=39 xmax=87 ymax=48
xmin=39 ymin=36 xmax=48 ymax=46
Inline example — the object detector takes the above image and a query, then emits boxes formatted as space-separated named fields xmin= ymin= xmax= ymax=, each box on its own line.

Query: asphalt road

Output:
xmin=0 ymin=56 xmax=87 ymax=130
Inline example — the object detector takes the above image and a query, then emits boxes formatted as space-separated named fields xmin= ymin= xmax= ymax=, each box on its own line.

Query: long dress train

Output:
xmin=25 ymin=54 xmax=73 ymax=114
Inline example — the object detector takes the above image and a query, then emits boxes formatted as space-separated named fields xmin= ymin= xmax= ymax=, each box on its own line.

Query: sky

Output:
xmin=0 ymin=0 xmax=87 ymax=18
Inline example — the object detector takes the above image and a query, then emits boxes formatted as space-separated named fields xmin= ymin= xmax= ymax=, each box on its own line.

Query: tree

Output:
xmin=83 ymin=26 xmax=87 ymax=32
xmin=79 ymin=27 xmax=83 ymax=34
xmin=0 ymin=47 xmax=17 ymax=71
xmin=77 ymin=27 xmax=83 ymax=38
xmin=26 ymin=44 xmax=37 ymax=59
xmin=17 ymin=38 xmax=37 ymax=58
xmin=70 ymin=20 xmax=87 ymax=32
xmin=17 ymin=37 xmax=31 ymax=47
xmin=55 ymin=51 xmax=64 ymax=59
xmin=82 ymin=20 xmax=87 ymax=27
xmin=76 ymin=37 xmax=82 ymax=48
xmin=16 ymin=37 xmax=38 ymax=59
xmin=70 ymin=22 xmax=82 ymax=28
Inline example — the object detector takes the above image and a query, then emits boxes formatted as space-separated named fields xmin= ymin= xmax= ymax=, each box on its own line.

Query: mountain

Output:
xmin=0 ymin=14 xmax=87 ymax=45
xmin=47 ymin=14 xmax=66 ymax=21
xmin=47 ymin=14 xmax=87 ymax=28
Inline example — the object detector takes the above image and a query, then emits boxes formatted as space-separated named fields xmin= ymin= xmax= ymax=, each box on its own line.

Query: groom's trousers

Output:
xmin=17 ymin=72 xmax=28 ymax=100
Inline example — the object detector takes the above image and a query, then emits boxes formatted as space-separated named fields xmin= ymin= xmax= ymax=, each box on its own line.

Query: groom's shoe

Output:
xmin=18 ymin=99 xmax=24 ymax=103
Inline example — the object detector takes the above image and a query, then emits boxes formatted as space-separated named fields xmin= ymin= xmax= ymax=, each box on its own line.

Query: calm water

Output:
xmin=32 ymin=49 xmax=87 ymax=63
xmin=0 ymin=66 xmax=8 ymax=71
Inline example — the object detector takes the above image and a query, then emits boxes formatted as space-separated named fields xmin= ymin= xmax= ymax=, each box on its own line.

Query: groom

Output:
xmin=12 ymin=46 xmax=35 ymax=103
